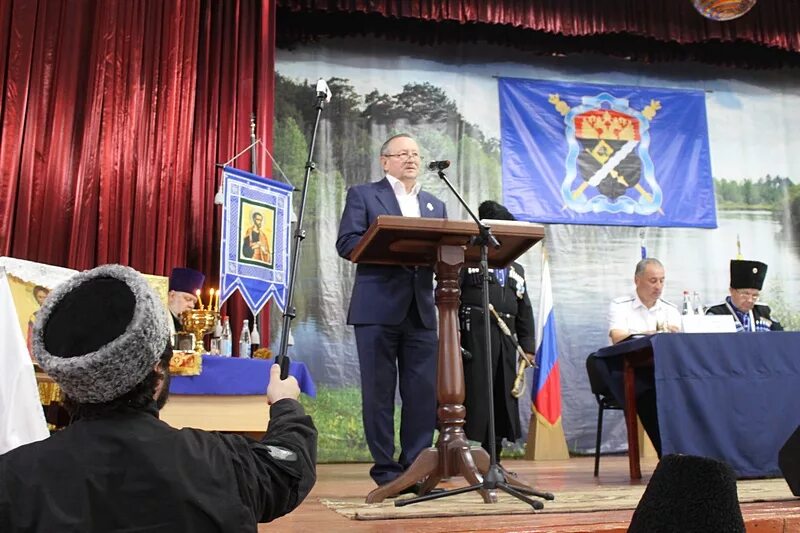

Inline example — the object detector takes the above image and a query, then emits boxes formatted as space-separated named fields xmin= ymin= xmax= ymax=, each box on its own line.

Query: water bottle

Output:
xmin=239 ymin=319 xmax=251 ymax=358
xmin=220 ymin=316 xmax=232 ymax=357
xmin=681 ymin=291 xmax=692 ymax=316
xmin=692 ymin=291 xmax=704 ymax=315
xmin=250 ymin=320 xmax=260 ymax=355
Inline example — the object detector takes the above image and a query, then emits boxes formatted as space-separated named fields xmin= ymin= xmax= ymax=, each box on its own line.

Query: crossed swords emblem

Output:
xmin=571 ymin=139 xmax=652 ymax=202
xmin=548 ymin=94 xmax=662 ymax=205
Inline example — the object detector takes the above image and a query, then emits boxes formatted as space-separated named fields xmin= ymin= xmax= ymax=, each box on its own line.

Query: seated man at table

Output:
xmin=604 ymin=257 xmax=680 ymax=457
xmin=608 ymin=258 xmax=682 ymax=344
xmin=0 ymin=265 xmax=317 ymax=532
xmin=706 ymin=259 xmax=783 ymax=332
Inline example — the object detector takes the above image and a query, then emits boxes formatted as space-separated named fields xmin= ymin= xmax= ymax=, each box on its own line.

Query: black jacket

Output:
xmin=0 ymin=398 xmax=316 ymax=532
xmin=706 ymin=302 xmax=783 ymax=331
xmin=459 ymin=262 xmax=535 ymax=443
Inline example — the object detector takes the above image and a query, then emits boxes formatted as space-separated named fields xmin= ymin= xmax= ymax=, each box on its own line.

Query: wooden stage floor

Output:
xmin=266 ymin=456 xmax=800 ymax=532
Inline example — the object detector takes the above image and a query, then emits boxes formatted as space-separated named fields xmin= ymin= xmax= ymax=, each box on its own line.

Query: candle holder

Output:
xmin=180 ymin=308 xmax=219 ymax=353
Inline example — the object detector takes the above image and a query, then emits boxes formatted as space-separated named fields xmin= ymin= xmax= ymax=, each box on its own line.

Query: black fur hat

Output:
xmin=478 ymin=200 xmax=516 ymax=221
xmin=730 ymin=260 xmax=767 ymax=290
xmin=33 ymin=265 xmax=170 ymax=403
xmin=628 ymin=454 xmax=745 ymax=533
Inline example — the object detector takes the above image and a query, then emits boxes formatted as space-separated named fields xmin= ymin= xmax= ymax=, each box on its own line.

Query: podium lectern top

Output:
xmin=349 ymin=215 xmax=544 ymax=268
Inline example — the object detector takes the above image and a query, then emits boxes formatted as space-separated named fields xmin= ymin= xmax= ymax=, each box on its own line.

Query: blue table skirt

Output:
xmin=596 ymin=332 xmax=800 ymax=478
xmin=652 ymin=332 xmax=800 ymax=478
xmin=169 ymin=356 xmax=316 ymax=398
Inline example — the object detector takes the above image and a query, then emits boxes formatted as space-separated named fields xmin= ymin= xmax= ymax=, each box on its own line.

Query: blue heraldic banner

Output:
xmin=220 ymin=166 xmax=292 ymax=315
xmin=499 ymin=77 xmax=717 ymax=228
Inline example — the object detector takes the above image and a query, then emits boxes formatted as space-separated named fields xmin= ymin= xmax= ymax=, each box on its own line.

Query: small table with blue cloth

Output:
xmin=169 ymin=356 xmax=316 ymax=397
xmin=595 ymin=332 xmax=800 ymax=480
xmin=160 ymin=356 xmax=315 ymax=433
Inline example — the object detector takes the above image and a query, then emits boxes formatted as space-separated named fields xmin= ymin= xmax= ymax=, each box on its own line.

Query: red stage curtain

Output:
xmin=276 ymin=0 xmax=800 ymax=55
xmin=0 ymin=0 xmax=276 ymax=342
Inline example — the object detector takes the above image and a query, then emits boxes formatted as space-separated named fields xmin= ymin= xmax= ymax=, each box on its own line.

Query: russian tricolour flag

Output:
xmin=532 ymin=253 xmax=562 ymax=426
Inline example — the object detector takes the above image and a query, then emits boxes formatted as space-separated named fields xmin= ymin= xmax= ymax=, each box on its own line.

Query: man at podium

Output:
xmin=336 ymin=133 xmax=447 ymax=488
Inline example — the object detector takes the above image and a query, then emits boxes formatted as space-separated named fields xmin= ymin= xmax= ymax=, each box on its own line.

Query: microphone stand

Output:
xmin=397 ymin=168 xmax=554 ymax=510
xmin=275 ymin=87 xmax=328 ymax=379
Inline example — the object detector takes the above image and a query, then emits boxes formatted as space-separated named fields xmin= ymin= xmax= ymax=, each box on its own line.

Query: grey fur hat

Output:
xmin=32 ymin=264 xmax=170 ymax=403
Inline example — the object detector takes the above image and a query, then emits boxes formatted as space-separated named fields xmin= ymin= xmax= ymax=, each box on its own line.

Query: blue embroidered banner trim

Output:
xmin=219 ymin=166 xmax=293 ymax=314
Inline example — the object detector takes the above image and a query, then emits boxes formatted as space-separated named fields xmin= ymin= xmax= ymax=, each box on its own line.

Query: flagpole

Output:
xmin=248 ymin=113 xmax=263 ymax=346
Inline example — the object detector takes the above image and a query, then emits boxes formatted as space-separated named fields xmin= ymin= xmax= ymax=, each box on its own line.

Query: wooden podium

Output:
xmin=350 ymin=215 xmax=544 ymax=503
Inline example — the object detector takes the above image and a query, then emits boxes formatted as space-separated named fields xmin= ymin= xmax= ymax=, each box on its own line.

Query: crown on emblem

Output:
xmin=575 ymin=110 xmax=639 ymax=141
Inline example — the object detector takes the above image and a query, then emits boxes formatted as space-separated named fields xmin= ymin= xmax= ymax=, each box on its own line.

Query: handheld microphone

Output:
xmin=316 ymin=78 xmax=332 ymax=103
xmin=427 ymin=160 xmax=451 ymax=171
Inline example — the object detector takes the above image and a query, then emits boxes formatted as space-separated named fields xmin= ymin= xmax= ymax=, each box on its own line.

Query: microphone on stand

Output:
xmin=316 ymin=78 xmax=332 ymax=102
xmin=427 ymin=160 xmax=451 ymax=171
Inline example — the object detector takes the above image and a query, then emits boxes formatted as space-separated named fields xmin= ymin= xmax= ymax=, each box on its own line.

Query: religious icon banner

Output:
xmin=498 ymin=77 xmax=717 ymax=228
xmin=219 ymin=167 xmax=293 ymax=315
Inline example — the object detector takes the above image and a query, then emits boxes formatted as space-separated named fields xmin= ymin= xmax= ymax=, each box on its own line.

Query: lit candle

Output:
xmin=209 ymin=288 xmax=214 ymax=312
xmin=214 ymin=288 xmax=220 ymax=311
xmin=196 ymin=289 xmax=204 ymax=310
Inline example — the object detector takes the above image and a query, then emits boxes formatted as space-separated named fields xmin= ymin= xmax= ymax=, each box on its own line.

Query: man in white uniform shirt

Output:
xmin=608 ymin=258 xmax=681 ymax=344
xmin=601 ymin=257 xmax=679 ymax=456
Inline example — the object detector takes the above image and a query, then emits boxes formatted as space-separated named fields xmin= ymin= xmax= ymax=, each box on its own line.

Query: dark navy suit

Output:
xmin=336 ymin=177 xmax=447 ymax=485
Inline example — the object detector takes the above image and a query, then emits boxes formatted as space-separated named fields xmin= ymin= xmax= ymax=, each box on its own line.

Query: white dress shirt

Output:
xmin=385 ymin=174 xmax=421 ymax=218
xmin=608 ymin=293 xmax=682 ymax=342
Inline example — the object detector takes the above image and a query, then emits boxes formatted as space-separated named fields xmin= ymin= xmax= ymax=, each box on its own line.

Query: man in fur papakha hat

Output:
xmin=460 ymin=200 xmax=535 ymax=465
xmin=0 ymin=264 xmax=317 ymax=532
xmin=706 ymin=259 xmax=783 ymax=332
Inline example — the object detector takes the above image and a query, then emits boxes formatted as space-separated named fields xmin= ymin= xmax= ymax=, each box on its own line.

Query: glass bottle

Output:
xmin=220 ymin=316 xmax=232 ymax=357
xmin=239 ymin=319 xmax=251 ymax=359
xmin=692 ymin=291 xmax=704 ymax=315
xmin=681 ymin=291 xmax=692 ymax=316
xmin=250 ymin=320 xmax=260 ymax=355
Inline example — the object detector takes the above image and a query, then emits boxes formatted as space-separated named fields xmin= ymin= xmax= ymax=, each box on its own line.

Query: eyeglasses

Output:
xmin=383 ymin=152 xmax=424 ymax=162
xmin=735 ymin=290 xmax=760 ymax=301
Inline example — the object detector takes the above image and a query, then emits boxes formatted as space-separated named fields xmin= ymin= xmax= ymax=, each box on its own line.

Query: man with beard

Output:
xmin=706 ymin=259 xmax=783 ymax=332
xmin=242 ymin=211 xmax=272 ymax=264
xmin=0 ymin=265 xmax=317 ymax=532
xmin=167 ymin=267 xmax=204 ymax=335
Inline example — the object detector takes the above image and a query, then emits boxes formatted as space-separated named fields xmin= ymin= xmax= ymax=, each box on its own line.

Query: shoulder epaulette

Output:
xmin=612 ymin=296 xmax=635 ymax=304
xmin=660 ymin=299 xmax=677 ymax=309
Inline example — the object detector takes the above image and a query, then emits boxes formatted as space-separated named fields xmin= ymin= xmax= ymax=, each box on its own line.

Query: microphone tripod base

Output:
xmin=394 ymin=463 xmax=555 ymax=510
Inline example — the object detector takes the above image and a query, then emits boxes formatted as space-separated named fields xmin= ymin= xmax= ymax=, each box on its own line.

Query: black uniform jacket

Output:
xmin=0 ymin=398 xmax=317 ymax=532
xmin=706 ymin=302 xmax=783 ymax=331
xmin=459 ymin=262 xmax=535 ymax=442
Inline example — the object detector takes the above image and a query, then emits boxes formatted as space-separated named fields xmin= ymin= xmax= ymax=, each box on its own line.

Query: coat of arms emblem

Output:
xmin=550 ymin=92 xmax=662 ymax=215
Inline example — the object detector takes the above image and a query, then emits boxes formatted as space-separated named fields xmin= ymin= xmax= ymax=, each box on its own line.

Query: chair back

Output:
xmin=585 ymin=353 xmax=615 ymax=399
